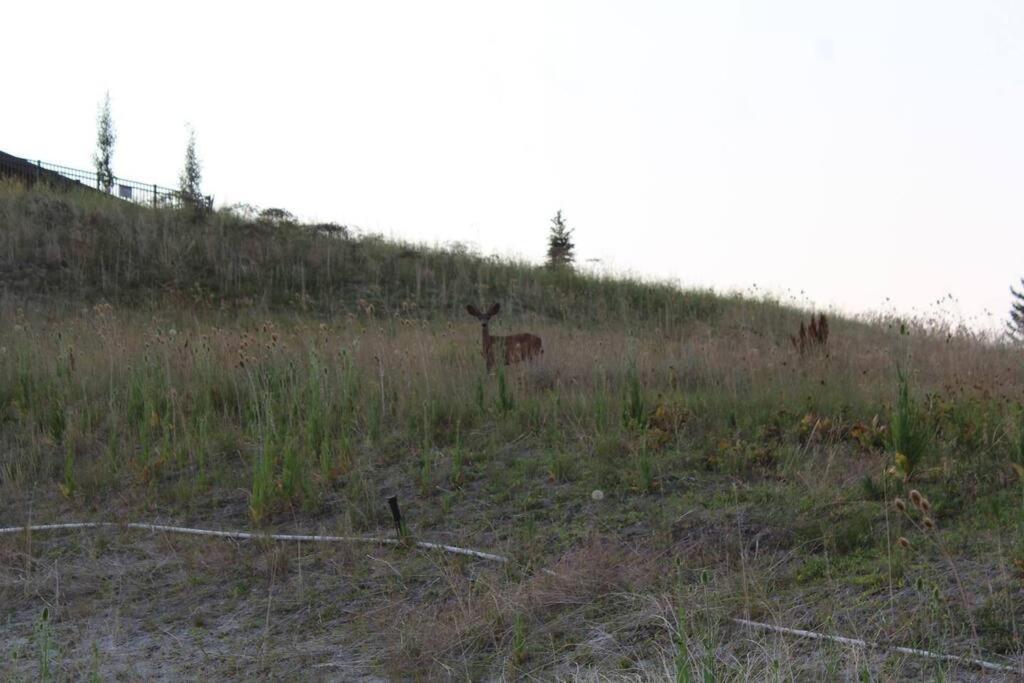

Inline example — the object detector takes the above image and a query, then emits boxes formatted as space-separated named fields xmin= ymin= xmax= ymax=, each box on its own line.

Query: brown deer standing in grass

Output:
xmin=466 ymin=303 xmax=543 ymax=370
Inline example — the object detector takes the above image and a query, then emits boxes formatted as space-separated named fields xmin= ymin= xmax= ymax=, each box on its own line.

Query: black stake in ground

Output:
xmin=387 ymin=495 xmax=404 ymax=538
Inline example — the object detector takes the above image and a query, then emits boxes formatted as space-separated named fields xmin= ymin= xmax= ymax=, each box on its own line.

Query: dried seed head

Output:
xmin=909 ymin=489 xmax=924 ymax=510
xmin=920 ymin=497 xmax=931 ymax=512
xmin=898 ymin=536 xmax=911 ymax=549
xmin=894 ymin=498 xmax=907 ymax=512
xmin=922 ymin=516 xmax=935 ymax=530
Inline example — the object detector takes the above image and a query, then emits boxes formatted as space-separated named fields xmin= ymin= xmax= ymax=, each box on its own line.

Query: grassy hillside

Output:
xmin=0 ymin=180 xmax=739 ymax=327
xmin=1 ymin=181 xmax=1023 ymax=679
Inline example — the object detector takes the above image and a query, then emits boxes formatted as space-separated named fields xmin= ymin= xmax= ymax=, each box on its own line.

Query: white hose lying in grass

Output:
xmin=733 ymin=618 xmax=1018 ymax=674
xmin=0 ymin=521 xmax=509 ymax=564
xmin=2 ymin=521 xmax=1017 ymax=674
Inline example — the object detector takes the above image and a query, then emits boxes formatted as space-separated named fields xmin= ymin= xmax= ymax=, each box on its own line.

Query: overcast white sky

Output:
xmin=4 ymin=1 xmax=1023 ymax=330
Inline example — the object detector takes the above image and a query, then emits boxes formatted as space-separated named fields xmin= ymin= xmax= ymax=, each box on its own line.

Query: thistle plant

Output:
xmin=892 ymin=489 xmax=978 ymax=646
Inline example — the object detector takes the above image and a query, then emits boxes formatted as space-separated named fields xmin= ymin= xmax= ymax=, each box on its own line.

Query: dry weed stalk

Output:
xmin=893 ymin=489 xmax=980 ymax=648
xmin=790 ymin=313 xmax=829 ymax=355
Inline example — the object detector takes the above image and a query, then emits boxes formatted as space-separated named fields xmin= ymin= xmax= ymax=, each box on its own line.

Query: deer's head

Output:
xmin=466 ymin=303 xmax=500 ymax=328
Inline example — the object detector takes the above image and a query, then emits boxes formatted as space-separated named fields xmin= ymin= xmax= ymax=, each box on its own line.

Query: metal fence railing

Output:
xmin=0 ymin=150 xmax=212 ymax=210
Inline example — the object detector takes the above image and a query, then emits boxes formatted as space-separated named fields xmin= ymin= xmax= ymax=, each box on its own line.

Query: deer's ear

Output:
xmin=486 ymin=303 xmax=501 ymax=317
xmin=466 ymin=304 xmax=481 ymax=317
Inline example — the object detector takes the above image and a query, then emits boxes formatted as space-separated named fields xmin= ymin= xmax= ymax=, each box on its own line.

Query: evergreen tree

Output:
xmin=546 ymin=210 xmax=575 ymax=268
xmin=93 ymin=92 xmax=116 ymax=192
xmin=1009 ymin=279 xmax=1024 ymax=341
xmin=178 ymin=125 xmax=203 ymax=208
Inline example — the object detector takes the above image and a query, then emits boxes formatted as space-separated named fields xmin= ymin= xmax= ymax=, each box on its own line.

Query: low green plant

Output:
xmin=496 ymin=365 xmax=514 ymax=413
xmin=450 ymin=447 xmax=465 ymax=488
xmin=637 ymin=453 xmax=657 ymax=493
xmin=547 ymin=451 xmax=574 ymax=483
xmin=623 ymin=361 xmax=648 ymax=430
xmin=889 ymin=366 xmax=930 ymax=481
xmin=511 ymin=613 xmax=528 ymax=667
xmin=250 ymin=441 xmax=275 ymax=523
xmin=60 ymin=440 xmax=76 ymax=499
xmin=675 ymin=603 xmax=693 ymax=683
xmin=35 ymin=606 xmax=55 ymax=682
xmin=1011 ymin=406 xmax=1024 ymax=465
xmin=859 ymin=474 xmax=885 ymax=501
xmin=418 ymin=453 xmax=432 ymax=497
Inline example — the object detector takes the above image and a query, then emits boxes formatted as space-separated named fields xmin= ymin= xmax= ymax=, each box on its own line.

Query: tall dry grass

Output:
xmin=1 ymin=290 xmax=1021 ymax=525
xmin=0 ymin=179 xmax=739 ymax=328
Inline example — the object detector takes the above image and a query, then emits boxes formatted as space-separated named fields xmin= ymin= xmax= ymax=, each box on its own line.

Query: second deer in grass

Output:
xmin=466 ymin=303 xmax=543 ymax=370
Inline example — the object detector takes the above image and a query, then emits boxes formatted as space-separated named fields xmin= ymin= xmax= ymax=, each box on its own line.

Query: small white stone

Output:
xmin=591 ymin=489 xmax=604 ymax=501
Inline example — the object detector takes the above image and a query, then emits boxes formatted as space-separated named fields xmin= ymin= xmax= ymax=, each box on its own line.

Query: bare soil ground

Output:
xmin=4 ymin=483 xmax=1022 ymax=681
xmin=1 ymin=523 xmax=396 ymax=681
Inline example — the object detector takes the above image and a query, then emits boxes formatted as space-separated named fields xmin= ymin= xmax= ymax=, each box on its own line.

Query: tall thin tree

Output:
xmin=1008 ymin=279 xmax=1024 ymax=341
xmin=93 ymin=92 xmax=116 ymax=192
xmin=179 ymin=125 xmax=203 ymax=208
xmin=546 ymin=209 xmax=575 ymax=269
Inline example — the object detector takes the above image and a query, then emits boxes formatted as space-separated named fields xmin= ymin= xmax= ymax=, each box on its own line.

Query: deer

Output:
xmin=465 ymin=303 xmax=543 ymax=370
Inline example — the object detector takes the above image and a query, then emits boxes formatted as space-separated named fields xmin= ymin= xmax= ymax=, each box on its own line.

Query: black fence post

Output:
xmin=387 ymin=495 xmax=405 ymax=538
xmin=153 ymin=184 xmax=157 ymax=209
xmin=36 ymin=160 xmax=41 ymax=182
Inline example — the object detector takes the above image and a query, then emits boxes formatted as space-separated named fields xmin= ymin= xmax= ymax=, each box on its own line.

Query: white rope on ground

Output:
xmin=733 ymin=618 xmax=1019 ymax=674
xmin=2 ymin=521 xmax=1016 ymax=673
xmin=0 ymin=521 xmax=509 ymax=564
